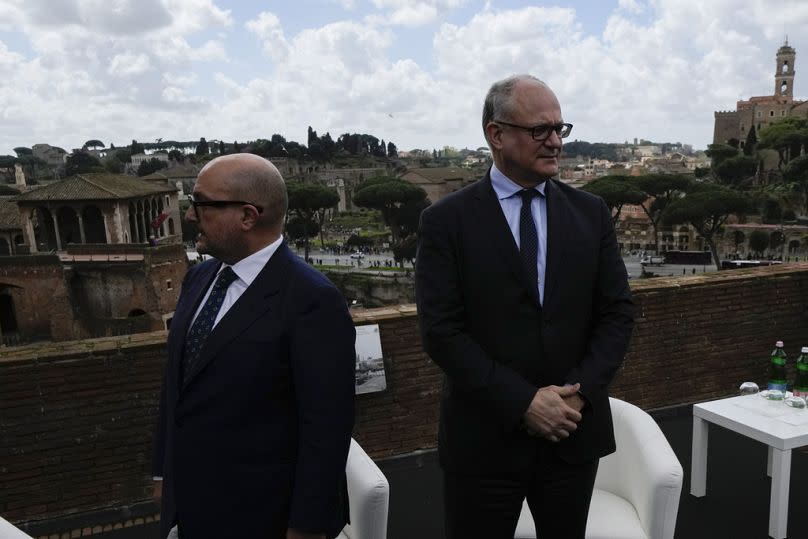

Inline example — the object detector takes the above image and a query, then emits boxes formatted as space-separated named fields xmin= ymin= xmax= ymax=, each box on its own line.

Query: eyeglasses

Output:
xmin=494 ymin=121 xmax=573 ymax=141
xmin=188 ymin=194 xmax=263 ymax=219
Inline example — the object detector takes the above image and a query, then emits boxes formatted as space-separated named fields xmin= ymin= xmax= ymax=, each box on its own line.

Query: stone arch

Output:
xmin=781 ymin=80 xmax=788 ymax=95
xmin=0 ymin=238 xmax=9 ymax=255
xmin=57 ymin=206 xmax=81 ymax=246
xmin=783 ymin=61 xmax=790 ymax=74
xmin=0 ymin=293 xmax=19 ymax=338
xmin=789 ymin=239 xmax=800 ymax=254
xmin=128 ymin=308 xmax=147 ymax=317
xmin=32 ymin=206 xmax=58 ymax=251
xmin=82 ymin=205 xmax=107 ymax=244
xmin=168 ymin=218 xmax=175 ymax=235
xmin=136 ymin=200 xmax=145 ymax=243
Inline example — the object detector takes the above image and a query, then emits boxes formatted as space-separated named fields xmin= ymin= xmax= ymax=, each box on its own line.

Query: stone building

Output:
xmin=714 ymin=40 xmax=808 ymax=148
xmin=0 ymin=198 xmax=24 ymax=255
xmin=13 ymin=173 xmax=182 ymax=251
xmin=400 ymin=167 xmax=476 ymax=204
xmin=0 ymin=174 xmax=187 ymax=345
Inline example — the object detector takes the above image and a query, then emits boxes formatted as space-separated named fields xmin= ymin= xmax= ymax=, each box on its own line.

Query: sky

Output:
xmin=0 ymin=0 xmax=807 ymax=156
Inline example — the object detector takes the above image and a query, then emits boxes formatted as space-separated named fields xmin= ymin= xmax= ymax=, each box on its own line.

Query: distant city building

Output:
xmin=31 ymin=144 xmax=68 ymax=168
xmin=130 ymin=152 xmax=169 ymax=169
xmin=400 ymin=167 xmax=476 ymax=203
xmin=714 ymin=39 xmax=808 ymax=147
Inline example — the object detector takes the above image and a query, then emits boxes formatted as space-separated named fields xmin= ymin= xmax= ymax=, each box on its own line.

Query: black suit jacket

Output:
xmin=153 ymin=242 xmax=356 ymax=539
xmin=415 ymin=173 xmax=634 ymax=473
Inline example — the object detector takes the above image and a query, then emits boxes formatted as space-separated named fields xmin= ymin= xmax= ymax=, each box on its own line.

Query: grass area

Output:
xmin=328 ymin=210 xmax=384 ymax=230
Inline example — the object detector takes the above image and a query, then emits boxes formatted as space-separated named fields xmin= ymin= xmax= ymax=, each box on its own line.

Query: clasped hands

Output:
xmin=522 ymin=383 xmax=584 ymax=442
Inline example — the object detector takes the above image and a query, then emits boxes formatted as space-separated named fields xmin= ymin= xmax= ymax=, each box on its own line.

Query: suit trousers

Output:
xmin=443 ymin=441 xmax=599 ymax=539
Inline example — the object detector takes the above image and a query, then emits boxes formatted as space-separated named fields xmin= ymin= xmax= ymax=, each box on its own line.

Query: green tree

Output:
xmin=783 ymin=155 xmax=808 ymax=214
xmin=83 ymin=139 xmax=105 ymax=150
xmin=582 ymin=175 xmax=646 ymax=224
xmin=705 ymin=144 xmax=739 ymax=168
xmin=353 ymin=176 xmax=429 ymax=267
xmin=387 ymin=141 xmax=398 ymax=158
xmin=713 ymin=155 xmax=758 ymax=189
xmin=286 ymin=182 xmax=340 ymax=261
xmin=743 ymin=125 xmax=757 ymax=156
xmin=732 ymin=230 xmax=746 ymax=253
xmin=748 ymin=230 xmax=769 ymax=258
xmin=286 ymin=216 xmax=320 ymax=251
xmin=130 ymin=139 xmax=145 ymax=155
xmin=758 ymin=117 xmax=808 ymax=170
xmin=218 ymin=140 xmax=226 ymax=155
xmin=353 ymin=177 xmax=427 ymax=244
xmin=661 ymin=184 xmax=749 ymax=269
xmin=137 ymin=158 xmax=169 ymax=177
xmin=633 ymin=173 xmax=692 ymax=252
xmin=195 ymin=137 xmax=210 ymax=156
xmin=168 ymin=149 xmax=185 ymax=162
xmin=16 ymin=154 xmax=48 ymax=182
xmin=64 ymin=151 xmax=104 ymax=176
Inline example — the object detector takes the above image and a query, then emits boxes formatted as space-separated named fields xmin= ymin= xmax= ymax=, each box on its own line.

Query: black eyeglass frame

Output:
xmin=494 ymin=120 xmax=573 ymax=141
xmin=188 ymin=194 xmax=264 ymax=218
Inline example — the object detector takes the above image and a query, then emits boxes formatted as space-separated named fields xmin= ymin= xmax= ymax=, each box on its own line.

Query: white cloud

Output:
xmin=617 ymin=0 xmax=644 ymax=14
xmin=108 ymin=52 xmax=151 ymax=77
xmin=388 ymin=4 xmax=438 ymax=27
xmin=1 ymin=1 xmax=808 ymax=155
xmin=245 ymin=12 xmax=290 ymax=62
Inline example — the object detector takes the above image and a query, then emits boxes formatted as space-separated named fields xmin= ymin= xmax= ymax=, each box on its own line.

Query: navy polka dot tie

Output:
xmin=183 ymin=266 xmax=238 ymax=382
xmin=518 ymin=189 xmax=540 ymax=301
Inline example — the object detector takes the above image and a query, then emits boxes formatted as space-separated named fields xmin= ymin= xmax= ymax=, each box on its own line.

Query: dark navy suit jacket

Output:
xmin=416 ymin=173 xmax=634 ymax=472
xmin=153 ymin=242 xmax=355 ymax=539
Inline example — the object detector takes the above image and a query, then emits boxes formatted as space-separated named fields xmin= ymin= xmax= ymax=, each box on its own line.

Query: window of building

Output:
xmin=782 ymin=110 xmax=786 ymax=116
xmin=782 ymin=81 xmax=788 ymax=95
xmin=770 ymin=110 xmax=775 ymax=116
xmin=783 ymin=61 xmax=790 ymax=74
xmin=757 ymin=111 xmax=762 ymax=118
xmin=166 ymin=279 xmax=173 ymax=291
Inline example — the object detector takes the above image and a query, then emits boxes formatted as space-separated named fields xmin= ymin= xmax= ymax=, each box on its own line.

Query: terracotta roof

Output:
xmin=0 ymin=198 xmax=21 ymax=230
xmin=13 ymin=173 xmax=176 ymax=202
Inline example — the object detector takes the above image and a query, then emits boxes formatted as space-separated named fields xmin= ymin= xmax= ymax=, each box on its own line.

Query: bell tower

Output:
xmin=775 ymin=38 xmax=796 ymax=99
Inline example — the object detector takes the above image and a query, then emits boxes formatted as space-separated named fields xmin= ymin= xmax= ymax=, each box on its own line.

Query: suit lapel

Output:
xmin=181 ymin=243 xmax=291 ymax=390
xmin=543 ymin=179 xmax=569 ymax=310
xmin=473 ymin=175 xmax=541 ymax=307
xmin=169 ymin=261 xmax=220 ymax=388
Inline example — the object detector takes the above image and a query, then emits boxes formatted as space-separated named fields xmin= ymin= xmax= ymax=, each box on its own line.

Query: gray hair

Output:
xmin=482 ymin=74 xmax=547 ymax=140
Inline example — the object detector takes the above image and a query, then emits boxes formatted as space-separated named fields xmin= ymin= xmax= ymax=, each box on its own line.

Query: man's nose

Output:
xmin=544 ymin=129 xmax=563 ymax=148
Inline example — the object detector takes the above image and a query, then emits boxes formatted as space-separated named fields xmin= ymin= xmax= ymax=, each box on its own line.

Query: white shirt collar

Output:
xmin=490 ymin=163 xmax=547 ymax=201
xmin=220 ymin=235 xmax=284 ymax=288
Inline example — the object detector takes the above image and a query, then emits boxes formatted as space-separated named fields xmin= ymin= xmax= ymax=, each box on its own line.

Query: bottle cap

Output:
xmin=776 ymin=340 xmax=784 ymax=347
xmin=802 ymin=347 xmax=808 ymax=353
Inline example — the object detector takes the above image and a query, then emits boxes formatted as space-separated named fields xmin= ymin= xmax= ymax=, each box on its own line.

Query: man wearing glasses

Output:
xmin=416 ymin=75 xmax=634 ymax=538
xmin=153 ymin=153 xmax=356 ymax=539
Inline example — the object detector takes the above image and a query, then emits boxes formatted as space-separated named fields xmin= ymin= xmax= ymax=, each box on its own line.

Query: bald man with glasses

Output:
xmin=152 ymin=153 xmax=356 ymax=539
xmin=416 ymin=75 xmax=634 ymax=538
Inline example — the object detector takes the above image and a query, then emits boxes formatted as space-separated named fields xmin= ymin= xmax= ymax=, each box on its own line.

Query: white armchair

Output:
xmin=515 ymin=397 xmax=683 ymax=539
xmin=338 ymin=438 xmax=390 ymax=539
xmin=0 ymin=517 xmax=32 ymax=539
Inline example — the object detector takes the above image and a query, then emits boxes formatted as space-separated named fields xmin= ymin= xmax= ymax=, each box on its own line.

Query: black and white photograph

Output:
xmin=355 ymin=324 xmax=387 ymax=395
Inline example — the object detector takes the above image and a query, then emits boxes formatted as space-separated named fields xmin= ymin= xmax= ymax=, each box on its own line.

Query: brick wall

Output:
xmin=2 ymin=264 xmax=808 ymax=532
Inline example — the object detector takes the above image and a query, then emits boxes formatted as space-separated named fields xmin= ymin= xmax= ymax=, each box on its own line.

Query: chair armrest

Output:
xmin=342 ymin=439 xmax=390 ymax=539
xmin=0 ymin=518 xmax=33 ymax=539
xmin=598 ymin=398 xmax=683 ymax=539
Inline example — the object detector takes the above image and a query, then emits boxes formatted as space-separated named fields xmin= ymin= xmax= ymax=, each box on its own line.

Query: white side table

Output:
xmin=691 ymin=394 xmax=808 ymax=538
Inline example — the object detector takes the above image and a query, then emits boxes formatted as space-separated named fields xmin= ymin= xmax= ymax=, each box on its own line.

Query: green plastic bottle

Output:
xmin=767 ymin=340 xmax=787 ymax=400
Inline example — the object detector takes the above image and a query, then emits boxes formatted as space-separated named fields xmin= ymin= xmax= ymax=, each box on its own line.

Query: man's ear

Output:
xmin=240 ymin=206 xmax=260 ymax=230
xmin=485 ymin=122 xmax=503 ymax=151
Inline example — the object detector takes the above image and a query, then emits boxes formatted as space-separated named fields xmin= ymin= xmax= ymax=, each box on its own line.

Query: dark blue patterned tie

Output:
xmin=183 ymin=266 xmax=238 ymax=382
xmin=519 ymin=189 xmax=540 ymax=300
